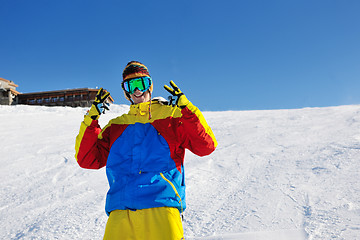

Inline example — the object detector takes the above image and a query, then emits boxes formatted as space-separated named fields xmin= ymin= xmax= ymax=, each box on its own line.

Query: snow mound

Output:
xmin=1 ymin=104 xmax=360 ymax=239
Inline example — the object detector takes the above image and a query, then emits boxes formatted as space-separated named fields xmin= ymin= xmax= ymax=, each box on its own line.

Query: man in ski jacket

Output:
xmin=75 ymin=61 xmax=217 ymax=239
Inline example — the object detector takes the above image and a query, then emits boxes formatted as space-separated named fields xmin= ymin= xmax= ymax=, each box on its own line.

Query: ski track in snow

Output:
xmin=1 ymin=104 xmax=360 ymax=239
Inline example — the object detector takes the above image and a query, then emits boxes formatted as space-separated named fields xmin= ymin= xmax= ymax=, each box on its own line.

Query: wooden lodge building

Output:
xmin=0 ymin=78 xmax=20 ymax=105
xmin=17 ymin=88 xmax=113 ymax=107
xmin=0 ymin=77 xmax=113 ymax=107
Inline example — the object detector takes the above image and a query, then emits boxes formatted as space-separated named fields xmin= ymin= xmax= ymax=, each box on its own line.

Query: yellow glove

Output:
xmin=164 ymin=81 xmax=189 ymax=108
xmin=88 ymin=88 xmax=110 ymax=120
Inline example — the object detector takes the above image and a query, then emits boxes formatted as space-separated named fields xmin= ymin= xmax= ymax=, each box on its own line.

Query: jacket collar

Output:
xmin=129 ymin=101 xmax=151 ymax=116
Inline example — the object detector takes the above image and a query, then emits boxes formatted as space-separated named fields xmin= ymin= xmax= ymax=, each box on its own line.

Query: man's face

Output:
xmin=130 ymin=89 xmax=151 ymax=104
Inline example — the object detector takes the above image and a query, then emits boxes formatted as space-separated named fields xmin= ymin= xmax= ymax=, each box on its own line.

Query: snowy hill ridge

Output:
xmin=1 ymin=104 xmax=360 ymax=240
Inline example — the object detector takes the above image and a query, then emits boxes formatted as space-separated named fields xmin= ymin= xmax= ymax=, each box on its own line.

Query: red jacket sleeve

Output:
xmin=75 ymin=115 xmax=110 ymax=169
xmin=180 ymin=101 xmax=217 ymax=156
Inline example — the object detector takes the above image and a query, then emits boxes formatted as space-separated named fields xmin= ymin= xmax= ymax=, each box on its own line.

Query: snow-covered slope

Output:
xmin=1 ymin=104 xmax=360 ymax=240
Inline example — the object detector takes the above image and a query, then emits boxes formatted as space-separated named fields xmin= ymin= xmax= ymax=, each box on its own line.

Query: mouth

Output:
xmin=133 ymin=92 xmax=144 ymax=98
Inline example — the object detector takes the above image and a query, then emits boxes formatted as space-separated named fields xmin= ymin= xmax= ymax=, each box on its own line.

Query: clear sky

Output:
xmin=1 ymin=0 xmax=360 ymax=111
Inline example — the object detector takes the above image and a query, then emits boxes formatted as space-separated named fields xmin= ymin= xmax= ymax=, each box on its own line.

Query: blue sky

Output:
xmin=1 ymin=0 xmax=360 ymax=111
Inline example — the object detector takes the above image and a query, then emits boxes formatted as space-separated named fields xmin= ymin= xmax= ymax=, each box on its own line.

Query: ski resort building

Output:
xmin=0 ymin=76 xmax=113 ymax=107
xmin=0 ymin=78 xmax=20 ymax=105
xmin=17 ymin=88 xmax=114 ymax=107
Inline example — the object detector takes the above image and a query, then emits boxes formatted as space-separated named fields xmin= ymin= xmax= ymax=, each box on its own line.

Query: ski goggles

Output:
xmin=122 ymin=76 xmax=152 ymax=94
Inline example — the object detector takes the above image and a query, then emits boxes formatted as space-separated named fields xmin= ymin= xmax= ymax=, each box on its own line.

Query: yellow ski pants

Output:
xmin=103 ymin=207 xmax=184 ymax=240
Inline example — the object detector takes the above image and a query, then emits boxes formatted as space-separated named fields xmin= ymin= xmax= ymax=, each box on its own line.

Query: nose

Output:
xmin=133 ymin=88 xmax=143 ymax=94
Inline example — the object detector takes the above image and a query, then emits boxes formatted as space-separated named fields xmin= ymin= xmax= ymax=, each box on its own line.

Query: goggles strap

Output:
xmin=148 ymin=91 xmax=152 ymax=120
xmin=127 ymin=92 xmax=134 ymax=104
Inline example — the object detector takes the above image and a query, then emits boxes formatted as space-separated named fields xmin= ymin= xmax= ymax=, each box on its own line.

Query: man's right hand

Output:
xmin=88 ymin=88 xmax=110 ymax=120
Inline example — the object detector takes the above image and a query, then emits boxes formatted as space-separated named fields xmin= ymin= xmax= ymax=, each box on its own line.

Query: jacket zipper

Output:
xmin=160 ymin=172 xmax=184 ymax=214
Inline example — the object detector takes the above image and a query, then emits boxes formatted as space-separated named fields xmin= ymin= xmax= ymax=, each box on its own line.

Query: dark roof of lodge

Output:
xmin=19 ymin=88 xmax=98 ymax=95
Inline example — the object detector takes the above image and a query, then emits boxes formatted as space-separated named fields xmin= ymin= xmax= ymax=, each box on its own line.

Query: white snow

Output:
xmin=1 ymin=104 xmax=360 ymax=239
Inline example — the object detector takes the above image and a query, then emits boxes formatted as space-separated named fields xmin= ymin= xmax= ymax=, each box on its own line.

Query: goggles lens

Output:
xmin=122 ymin=77 xmax=152 ymax=94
